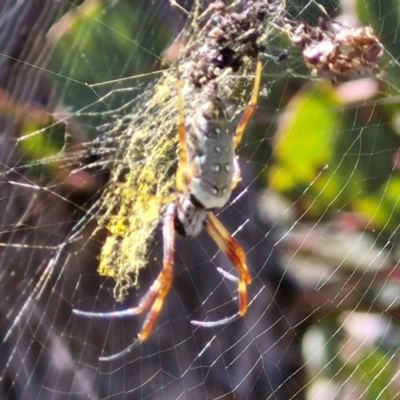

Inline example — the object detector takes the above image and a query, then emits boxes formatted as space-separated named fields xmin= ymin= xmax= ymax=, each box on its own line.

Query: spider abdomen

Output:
xmin=184 ymin=97 xmax=237 ymax=211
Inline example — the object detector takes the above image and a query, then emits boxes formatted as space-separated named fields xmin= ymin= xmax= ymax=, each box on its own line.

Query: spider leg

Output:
xmin=233 ymin=60 xmax=262 ymax=150
xmin=72 ymin=273 xmax=163 ymax=319
xmin=136 ymin=202 xmax=175 ymax=343
xmin=191 ymin=212 xmax=251 ymax=327
xmin=73 ymin=204 xmax=176 ymax=361
xmin=231 ymin=155 xmax=241 ymax=189
xmin=98 ymin=339 xmax=141 ymax=362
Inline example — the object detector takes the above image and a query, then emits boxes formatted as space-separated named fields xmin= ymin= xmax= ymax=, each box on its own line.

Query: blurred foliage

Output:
xmin=267 ymin=1 xmax=400 ymax=234
xmin=343 ymin=348 xmax=397 ymax=400
xmin=262 ymin=1 xmax=400 ymax=398
xmin=269 ymin=82 xmax=341 ymax=214
xmin=49 ymin=0 xmax=172 ymax=138
xmin=268 ymin=78 xmax=400 ymax=227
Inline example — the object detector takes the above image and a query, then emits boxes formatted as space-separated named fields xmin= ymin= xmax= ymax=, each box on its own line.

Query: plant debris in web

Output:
xmin=287 ymin=17 xmax=384 ymax=76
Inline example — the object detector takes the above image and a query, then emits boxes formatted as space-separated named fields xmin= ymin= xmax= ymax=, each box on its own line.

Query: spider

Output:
xmin=73 ymin=61 xmax=262 ymax=362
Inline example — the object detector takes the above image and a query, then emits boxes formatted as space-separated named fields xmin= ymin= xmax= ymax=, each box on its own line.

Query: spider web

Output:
xmin=0 ymin=0 xmax=399 ymax=399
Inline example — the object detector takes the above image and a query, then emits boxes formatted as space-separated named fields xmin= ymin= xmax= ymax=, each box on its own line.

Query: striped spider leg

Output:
xmin=73 ymin=61 xmax=262 ymax=361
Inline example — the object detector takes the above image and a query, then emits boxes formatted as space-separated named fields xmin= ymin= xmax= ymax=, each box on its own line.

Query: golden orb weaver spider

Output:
xmin=73 ymin=61 xmax=262 ymax=362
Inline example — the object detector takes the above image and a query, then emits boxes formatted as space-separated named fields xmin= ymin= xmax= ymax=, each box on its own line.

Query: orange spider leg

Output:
xmin=204 ymin=212 xmax=251 ymax=316
xmin=230 ymin=61 xmax=262 ymax=191
xmin=74 ymin=204 xmax=176 ymax=362
xmin=73 ymin=274 xmax=162 ymax=361
xmin=233 ymin=60 xmax=262 ymax=150
xmin=136 ymin=203 xmax=175 ymax=343
xmin=176 ymin=80 xmax=187 ymax=192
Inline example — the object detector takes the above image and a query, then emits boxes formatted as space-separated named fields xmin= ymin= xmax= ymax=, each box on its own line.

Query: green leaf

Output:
xmin=269 ymin=82 xmax=340 ymax=204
